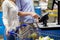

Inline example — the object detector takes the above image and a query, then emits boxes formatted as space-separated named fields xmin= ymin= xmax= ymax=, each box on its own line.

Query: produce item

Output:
xmin=39 ymin=36 xmax=54 ymax=40
xmin=31 ymin=33 xmax=38 ymax=39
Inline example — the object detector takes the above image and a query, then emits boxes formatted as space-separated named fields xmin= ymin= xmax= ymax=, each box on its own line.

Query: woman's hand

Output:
xmin=6 ymin=27 xmax=10 ymax=36
xmin=6 ymin=30 xmax=9 ymax=36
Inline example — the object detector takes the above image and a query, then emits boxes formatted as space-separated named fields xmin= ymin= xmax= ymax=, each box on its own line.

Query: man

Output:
xmin=16 ymin=0 xmax=38 ymax=23
xmin=16 ymin=0 xmax=39 ymax=40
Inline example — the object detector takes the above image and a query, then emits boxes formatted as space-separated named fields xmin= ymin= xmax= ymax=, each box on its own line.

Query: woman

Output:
xmin=2 ymin=0 xmax=39 ymax=40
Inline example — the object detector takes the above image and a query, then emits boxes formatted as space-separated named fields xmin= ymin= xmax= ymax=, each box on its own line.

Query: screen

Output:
xmin=48 ymin=0 xmax=55 ymax=10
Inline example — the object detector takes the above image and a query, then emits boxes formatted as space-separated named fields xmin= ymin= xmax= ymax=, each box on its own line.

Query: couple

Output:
xmin=2 ymin=0 xmax=39 ymax=40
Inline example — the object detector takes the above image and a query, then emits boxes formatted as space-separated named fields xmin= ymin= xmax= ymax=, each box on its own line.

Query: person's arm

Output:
xmin=18 ymin=11 xmax=39 ymax=18
xmin=2 ymin=1 xmax=10 ymax=35
xmin=18 ymin=11 xmax=34 ymax=16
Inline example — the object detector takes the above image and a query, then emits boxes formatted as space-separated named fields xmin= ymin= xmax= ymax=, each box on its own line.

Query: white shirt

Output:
xmin=2 ymin=1 xmax=19 ymax=30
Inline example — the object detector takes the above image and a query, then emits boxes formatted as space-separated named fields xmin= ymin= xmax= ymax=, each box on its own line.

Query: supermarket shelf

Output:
xmin=48 ymin=14 xmax=57 ymax=17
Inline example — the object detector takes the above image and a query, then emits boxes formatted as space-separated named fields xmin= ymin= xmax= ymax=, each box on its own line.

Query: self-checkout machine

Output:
xmin=36 ymin=0 xmax=60 ymax=40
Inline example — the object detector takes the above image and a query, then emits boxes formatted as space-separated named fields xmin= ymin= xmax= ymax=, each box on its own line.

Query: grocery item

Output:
xmin=31 ymin=33 xmax=37 ymax=38
xmin=28 ymin=32 xmax=38 ymax=40
xmin=39 ymin=36 xmax=54 ymax=40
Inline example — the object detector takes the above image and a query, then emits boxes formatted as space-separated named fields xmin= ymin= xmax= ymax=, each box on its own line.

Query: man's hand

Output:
xmin=31 ymin=12 xmax=39 ymax=19
xmin=30 ymin=12 xmax=40 ymax=22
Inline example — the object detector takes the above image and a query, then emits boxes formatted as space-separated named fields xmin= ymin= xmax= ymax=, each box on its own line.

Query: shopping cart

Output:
xmin=8 ymin=22 xmax=60 ymax=40
xmin=8 ymin=18 xmax=40 ymax=40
